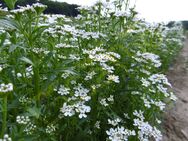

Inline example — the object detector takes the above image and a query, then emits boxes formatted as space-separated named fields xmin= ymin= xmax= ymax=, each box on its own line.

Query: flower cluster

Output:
xmin=133 ymin=110 xmax=162 ymax=141
xmin=106 ymin=127 xmax=136 ymax=141
xmin=0 ymin=0 xmax=183 ymax=140
xmin=46 ymin=124 xmax=56 ymax=134
xmin=0 ymin=83 xmax=13 ymax=93
xmin=0 ymin=134 xmax=12 ymax=141
xmin=16 ymin=115 xmax=30 ymax=125
xmin=59 ymin=84 xmax=91 ymax=118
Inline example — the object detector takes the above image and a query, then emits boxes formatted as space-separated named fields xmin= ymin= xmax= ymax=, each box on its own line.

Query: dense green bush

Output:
xmin=0 ymin=0 xmax=184 ymax=141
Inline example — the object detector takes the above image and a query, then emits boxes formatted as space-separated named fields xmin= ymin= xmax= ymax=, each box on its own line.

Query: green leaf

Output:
xmin=9 ymin=44 xmax=17 ymax=53
xmin=27 ymin=107 xmax=41 ymax=119
xmin=3 ymin=0 xmax=17 ymax=10
xmin=20 ymin=57 xmax=34 ymax=66
xmin=0 ymin=17 xmax=17 ymax=30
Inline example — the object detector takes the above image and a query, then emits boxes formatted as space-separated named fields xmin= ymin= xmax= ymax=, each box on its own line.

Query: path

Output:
xmin=163 ymin=39 xmax=188 ymax=141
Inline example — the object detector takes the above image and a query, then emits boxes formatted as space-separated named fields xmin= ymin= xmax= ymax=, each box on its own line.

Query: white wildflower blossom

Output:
xmin=169 ymin=92 xmax=177 ymax=101
xmin=108 ymin=118 xmax=122 ymax=126
xmin=142 ymin=97 xmax=152 ymax=108
xmin=100 ymin=98 xmax=109 ymax=107
xmin=106 ymin=126 xmax=136 ymax=141
xmin=133 ymin=110 xmax=162 ymax=141
xmin=61 ymin=72 xmax=70 ymax=79
xmin=100 ymin=63 xmax=115 ymax=73
xmin=69 ymin=54 xmax=81 ymax=61
xmin=0 ymin=65 xmax=3 ymax=72
xmin=11 ymin=5 xmax=35 ymax=14
xmin=151 ymin=100 xmax=166 ymax=111
xmin=149 ymin=74 xmax=171 ymax=87
xmin=19 ymin=96 xmax=31 ymax=104
xmin=91 ymin=84 xmax=101 ymax=90
xmin=124 ymin=113 xmax=130 ymax=119
xmin=140 ymin=69 xmax=151 ymax=75
xmin=84 ymin=71 xmax=96 ymax=80
xmin=0 ymin=134 xmax=12 ymax=141
xmin=33 ymin=3 xmax=47 ymax=9
xmin=60 ymin=84 xmax=91 ymax=118
xmin=16 ymin=116 xmax=30 ymax=125
xmin=133 ymin=110 xmax=145 ymax=121
xmin=24 ymin=122 xmax=37 ymax=135
xmin=141 ymin=78 xmax=150 ymax=87
xmin=60 ymin=103 xmax=75 ymax=117
xmin=133 ymin=51 xmax=161 ymax=68
xmin=83 ymin=48 xmax=118 ymax=63
xmin=107 ymin=74 xmax=120 ymax=83
xmin=70 ymin=80 xmax=77 ymax=85
xmin=74 ymin=102 xmax=91 ymax=118
xmin=74 ymin=84 xmax=90 ymax=101
xmin=17 ymin=73 xmax=22 ymax=78
xmin=107 ymin=95 xmax=114 ymax=102
xmin=131 ymin=91 xmax=141 ymax=95
xmin=0 ymin=4 xmax=8 ymax=12
xmin=55 ymin=43 xmax=77 ymax=48
xmin=95 ymin=121 xmax=101 ymax=129
xmin=55 ymin=85 xmax=70 ymax=96
xmin=46 ymin=124 xmax=56 ymax=134
xmin=156 ymin=118 xmax=162 ymax=124
xmin=0 ymin=83 xmax=13 ymax=93
xmin=26 ymin=66 xmax=33 ymax=78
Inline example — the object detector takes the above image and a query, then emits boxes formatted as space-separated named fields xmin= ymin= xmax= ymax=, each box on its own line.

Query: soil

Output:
xmin=163 ymin=39 xmax=188 ymax=141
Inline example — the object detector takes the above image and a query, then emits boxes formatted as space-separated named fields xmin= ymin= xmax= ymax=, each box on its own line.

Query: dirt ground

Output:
xmin=163 ymin=39 xmax=188 ymax=141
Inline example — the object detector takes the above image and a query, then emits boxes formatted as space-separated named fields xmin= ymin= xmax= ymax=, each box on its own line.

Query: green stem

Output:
xmin=34 ymin=66 xmax=40 ymax=106
xmin=1 ymin=95 xmax=8 ymax=138
xmin=98 ymin=2 xmax=101 ymax=33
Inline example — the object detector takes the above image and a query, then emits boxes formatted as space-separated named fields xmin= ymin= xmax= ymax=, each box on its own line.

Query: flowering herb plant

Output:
xmin=0 ymin=0 xmax=184 ymax=141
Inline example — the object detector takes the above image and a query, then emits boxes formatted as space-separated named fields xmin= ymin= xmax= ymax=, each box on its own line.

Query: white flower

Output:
xmin=16 ymin=116 xmax=30 ymax=125
xmin=69 ymin=54 xmax=81 ymax=61
xmin=0 ymin=83 xmax=13 ymax=93
xmin=107 ymin=75 xmax=120 ymax=83
xmin=106 ymin=126 xmax=135 ymax=141
xmin=46 ymin=124 xmax=56 ymax=134
xmin=0 ymin=66 xmax=3 ymax=72
xmin=141 ymin=78 xmax=150 ymax=87
xmin=74 ymin=84 xmax=90 ymax=101
xmin=169 ymin=92 xmax=177 ymax=101
xmin=133 ymin=51 xmax=161 ymax=68
xmin=60 ymin=103 xmax=75 ymax=117
xmin=84 ymin=71 xmax=96 ymax=81
xmin=108 ymin=118 xmax=122 ymax=126
xmin=100 ymin=63 xmax=115 ymax=73
xmin=0 ymin=134 xmax=12 ymax=141
xmin=133 ymin=110 xmax=162 ymax=141
xmin=100 ymin=98 xmax=109 ymax=107
xmin=107 ymin=95 xmax=114 ymax=102
xmin=26 ymin=66 xmax=33 ymax=78
xmin=24 ymin=122 xmax=36 ymax=135
xmin=17 ymin=73 xmax=22 ymax=77
xmin=142 ymin=97 xmax=151 ymax=108
xmin=149 ymin=74 xmax=171 ymax=87
xmin=95 ymin=121 xmax=100 ymax=129
xmin=74 ymin=102 xmax=91 ymax=118
xmin=55 ymin=85 xmax=70 ymax=96
xmin=151 ymin=100 xmax=166 ymax=111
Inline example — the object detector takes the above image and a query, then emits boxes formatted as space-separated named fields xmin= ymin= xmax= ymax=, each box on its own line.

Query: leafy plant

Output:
xmin=3 ymin=0 xmax=17 ymax=9
xmin=0 ymin=1 xmax=184 ymax=141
